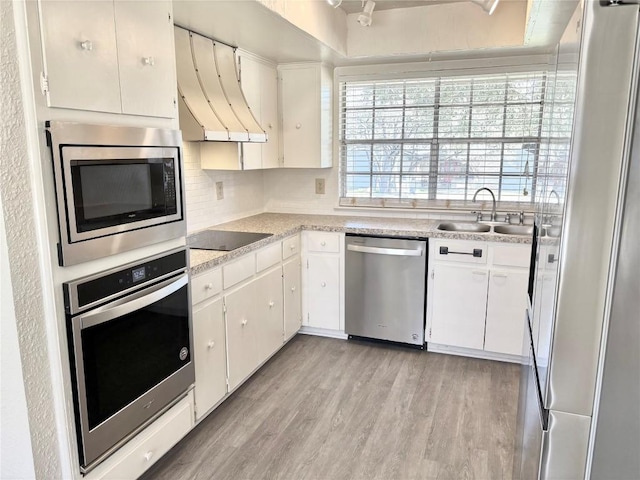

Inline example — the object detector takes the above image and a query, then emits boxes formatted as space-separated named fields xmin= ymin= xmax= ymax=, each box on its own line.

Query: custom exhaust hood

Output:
xmin=174 ymin=26 xmax=267 ymax=143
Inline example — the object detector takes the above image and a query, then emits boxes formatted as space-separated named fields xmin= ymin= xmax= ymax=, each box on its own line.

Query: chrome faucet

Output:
xmin=472 ymin=187 xmax=497 ymax=222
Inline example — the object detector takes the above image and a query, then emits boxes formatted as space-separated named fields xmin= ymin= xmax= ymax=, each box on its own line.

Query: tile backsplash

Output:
xmin=183 ymin=142 xmax=266 ymax=232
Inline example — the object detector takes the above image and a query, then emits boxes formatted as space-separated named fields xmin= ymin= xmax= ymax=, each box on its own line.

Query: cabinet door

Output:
xmin=254 ymin=269 xmax=284 ymax=360
xmin=429 ymin=264 xmax=488 ymax=350
xmin=283 ymin=257 xmax=302 ymax=340
xmin=239 ymin=54 xmax=262 ymax=170
xmin=114 ymin=1 xmax=176 ymax=117
xmin=261 ymin=62 xmax=280 ymax=169
xmin=39 ymin=0 xmax=121 ymax=113
xmin=306 ymin=254 xmax=340 ymax=330
xmin=225 ymin=282 xmax=260 ymax=391
xmin=281 ymin=66 xmax=320 ymax=168
xmin=484 ymin=270 xmax=529 ymax=356
xmin=192 ymin=298 xmax=226 ymax=420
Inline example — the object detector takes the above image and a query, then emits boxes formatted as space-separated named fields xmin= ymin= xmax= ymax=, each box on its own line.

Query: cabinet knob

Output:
xmin=79 ymin=40 xmax=93 ymax=51
xmin=205 ymin=283 xmax=213 ymax=290
xmin=290 ymin=244 xmax=295 ymax=250
xmin=142 ymin=56 xmax=155 ymax=66
xmin=295 ymin=123 xmax=302 ymax=129
xmin=321 ymin=282 xmax=326 ymax=287
xmin=321 ymin=241 xmax=326 ymax=246
xmin=268 ymin=123 xmax=273 ymax=129
xmin=241 ymin=319 xmax=248 ymax=326
xmin=143 ymin=451 xmax=154 ymax=462
xmin=207 ymin=340 xmax=215 ymax=349
xmin=269 ymin=301 xmax=275 ymax=308
xmin=291 ymin=286 xmax=296 ymax=292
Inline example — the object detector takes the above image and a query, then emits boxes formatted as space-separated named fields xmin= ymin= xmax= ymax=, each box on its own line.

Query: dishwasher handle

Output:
xmin=347 ymin=244 xmax=423 ymax=257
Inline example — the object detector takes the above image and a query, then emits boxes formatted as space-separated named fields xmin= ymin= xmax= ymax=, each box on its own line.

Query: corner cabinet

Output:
xmin=38 ymin=0 xmax=177 ymax=118
xmin=302 ymin=231 xmax=344 ymax=333
xmin=238 ymin=51 xmax=280 ymax=170
xmin=427 ymin=239 xmax=531 ymax=361
xmin=279 ymin=63 xmax=333 ymax=168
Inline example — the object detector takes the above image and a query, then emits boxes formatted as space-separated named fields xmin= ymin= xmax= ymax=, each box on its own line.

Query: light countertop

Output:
xmin=188 ymin=213 xmax=535 ymax=276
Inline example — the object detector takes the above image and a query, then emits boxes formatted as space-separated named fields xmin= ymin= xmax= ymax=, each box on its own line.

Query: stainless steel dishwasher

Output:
xmin=345 ymin=235 xmax=427 ymax=347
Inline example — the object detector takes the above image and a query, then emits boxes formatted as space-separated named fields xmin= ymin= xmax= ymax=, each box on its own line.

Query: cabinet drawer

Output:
xmin=89 ymin=393 xmax=193 ymax=480
xmin=256 ymin=242 xmax=282 ymax=272
xmin=432 ymin=240 xmax=488 ymax=265
xmin=306 ymin=232 xmax=341 ymax=253
xmin=223 ymin=254 xmax=256 ymax=289
xmin=282 ymin=234 xmax=301 ymax=260
xmin=491 ymin=244 xmax=531 ymax=268
xmin=191 ymin=268 xmax=222 ymax=305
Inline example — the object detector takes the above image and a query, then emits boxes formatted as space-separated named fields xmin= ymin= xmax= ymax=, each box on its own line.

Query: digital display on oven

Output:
xmin=132 ymin=266 xmax=146 ymax=283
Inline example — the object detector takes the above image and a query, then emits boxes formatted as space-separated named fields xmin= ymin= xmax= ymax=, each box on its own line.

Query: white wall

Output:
xmin=183 ymin=142 xmax=267 ymax=232
xmin=0 ymin=196 xmax=36 ymax=480
xmin=347 ymin=1 xmax=527 ymax=58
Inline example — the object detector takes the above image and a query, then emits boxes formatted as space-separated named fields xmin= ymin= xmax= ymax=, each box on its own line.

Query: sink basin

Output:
xmin=437 ymin=222 xmax=491 ymax=233
xmin=493 ymin=225 xmax=534 ymax=236
xmin=544 ymin=226 xmax=562 ymax=238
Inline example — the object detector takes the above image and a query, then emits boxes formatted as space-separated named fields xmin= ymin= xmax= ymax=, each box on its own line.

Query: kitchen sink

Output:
xmin=544 ymin=226 xmax=562 ymax=238
xmin=437 ymin=222 xmax=491 ymax=233
xmin=493 ymin=225 xmax=534 ymax=236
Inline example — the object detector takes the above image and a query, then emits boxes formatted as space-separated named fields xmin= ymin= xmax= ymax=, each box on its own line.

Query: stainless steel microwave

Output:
xmin=46 ymin=122 xmax=186 ymax=266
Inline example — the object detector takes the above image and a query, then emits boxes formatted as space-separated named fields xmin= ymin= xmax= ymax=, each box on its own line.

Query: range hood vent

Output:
xmin=174 ymin=26 xmax=267 ymax=143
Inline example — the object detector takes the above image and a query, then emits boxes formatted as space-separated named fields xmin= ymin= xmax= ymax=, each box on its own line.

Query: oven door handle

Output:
xmin=79 ymin=274 xmax=188 ymax=329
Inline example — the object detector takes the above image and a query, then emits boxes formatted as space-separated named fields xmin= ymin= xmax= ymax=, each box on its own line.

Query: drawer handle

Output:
xmin=439 ymin=246 xmax=483 ymax=257
xmin=321 ymin=241 xmax=326 ymax=246
xmin=205 ymin=283 xmax=214 ymax=290
xmin=207 ymin=340 xmax=215 ymax=349
xmin=241 ymin=319 xmax=248 ymax=326
xmin=321 ymin=282 xmax=326 ymax=287
xmin=269 ymin=301 xmax=275 ymax=308
xmin=291 ymin=286 xmax=296 ymax=292
xmin=143 ymin=451 xmax=154 ymax=462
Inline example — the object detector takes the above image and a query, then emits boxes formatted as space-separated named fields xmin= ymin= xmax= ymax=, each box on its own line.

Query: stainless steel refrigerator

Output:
xmin=515 ymin=1 xmax=640 ymax=479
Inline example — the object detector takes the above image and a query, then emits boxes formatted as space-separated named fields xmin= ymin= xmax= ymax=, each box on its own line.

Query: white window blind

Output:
xmin=339 ymin=70 xmax=576 ymax=209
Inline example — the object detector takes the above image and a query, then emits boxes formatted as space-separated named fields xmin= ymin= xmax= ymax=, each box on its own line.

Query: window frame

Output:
xmin=335 ymin=57 xmax=572 ymax=212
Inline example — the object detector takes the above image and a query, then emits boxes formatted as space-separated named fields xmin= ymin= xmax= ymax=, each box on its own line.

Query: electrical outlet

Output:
xmin=216 ymin=181 xmax=224 ymax=200
xmin=315 ymin=178 xmax=325 ymax=195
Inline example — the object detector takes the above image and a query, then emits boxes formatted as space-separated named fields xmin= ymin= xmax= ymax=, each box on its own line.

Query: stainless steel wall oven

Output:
xmin=46 ymin=121 xmax=185 ymax=266
xmin=63 ymin=249 xmax=194 ymax=473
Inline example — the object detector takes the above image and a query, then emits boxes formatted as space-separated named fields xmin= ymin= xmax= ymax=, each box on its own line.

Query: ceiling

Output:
xmin=337 ymin=0 xmax=459 ymax=15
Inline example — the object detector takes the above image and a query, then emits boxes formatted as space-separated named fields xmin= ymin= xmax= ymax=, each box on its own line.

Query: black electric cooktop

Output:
xmin=187 ymin=230 xmax=273 ymax=251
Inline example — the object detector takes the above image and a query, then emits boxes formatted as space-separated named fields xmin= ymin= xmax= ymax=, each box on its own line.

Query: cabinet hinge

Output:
xmin=168 ymin=12 xmax=172 ymax=22
xmin=225 ymin=377 xmax=229 ymax=388
xmin=223 ymin=301 xmax=227 ymax=313
xmin=40 ymin=72 xmax=49 ymax=95
xmin=306 ymin=259 xmax=309 ymax=269
xmin=430 ymin=270 xmax=434 ymax=280
xmin=428 ymin=327 xmax=432 ymax=338
xmin=173 ymin=97 xmax=177 ymax=108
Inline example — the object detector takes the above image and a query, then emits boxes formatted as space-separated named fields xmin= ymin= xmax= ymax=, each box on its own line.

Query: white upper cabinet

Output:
xmin=279 ymin=63 xmax=333 ymax=168
xmin=114 ymin=1 xmax=176 ymax=118
xmin=38 ymin=1 xmax=121 ymax=113
xmin=238 ymin=51 xmax=280 ymax=170
xmin=38 ymin=0 xmax=177 ymax=118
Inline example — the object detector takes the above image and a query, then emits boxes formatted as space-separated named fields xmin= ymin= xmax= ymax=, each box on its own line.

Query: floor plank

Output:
xmin=142 ymin=335 xmax=520 ymax=480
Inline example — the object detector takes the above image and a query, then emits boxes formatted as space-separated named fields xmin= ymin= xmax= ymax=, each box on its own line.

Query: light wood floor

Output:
xmin=142 ymin=335 xmax=520 ymax=480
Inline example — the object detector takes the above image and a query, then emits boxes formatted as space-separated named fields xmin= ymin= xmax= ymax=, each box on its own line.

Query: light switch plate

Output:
xmin=216 ymin=181 xmax=224 ymax=200
xmin=315 ymin=178 xmax=325 ymax=195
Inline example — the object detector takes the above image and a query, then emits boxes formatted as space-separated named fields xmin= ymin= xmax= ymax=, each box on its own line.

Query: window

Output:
xmin=339 ymin=70 xmax=575 ymax=208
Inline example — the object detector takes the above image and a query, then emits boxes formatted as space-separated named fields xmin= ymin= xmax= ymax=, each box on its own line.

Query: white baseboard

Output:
xmin=427 ymin=343 xmax=525 ymax=364
xmin=298 ymin=326 xmax=348 ymax=340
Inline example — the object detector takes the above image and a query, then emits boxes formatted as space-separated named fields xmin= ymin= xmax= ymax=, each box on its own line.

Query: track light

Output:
xmin=326 ymin=0 xmax=343 ymax=7
xmin=357 ymin=0 xmax=376 ymax=27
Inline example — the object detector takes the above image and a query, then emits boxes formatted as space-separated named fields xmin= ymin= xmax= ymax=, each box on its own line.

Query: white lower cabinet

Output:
xmin=283 ymin=257 xmax=302 ymax=340
xmin=86 ymin=392 xmax=194 ymax=480
xmin=427 ymin=240 xmax=531 ymax=360
xmin=302 ymin=231 xmax=343 ymax=332
xmin=429 ymin=264 xmax=488 ymax=350
xmin=192 ymin=297 xmax=227 ymax=420
xmin=256 ymin=268 xmax=285 ymax=360
xmin=484 ymin=269 xmax=529 ymax=355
